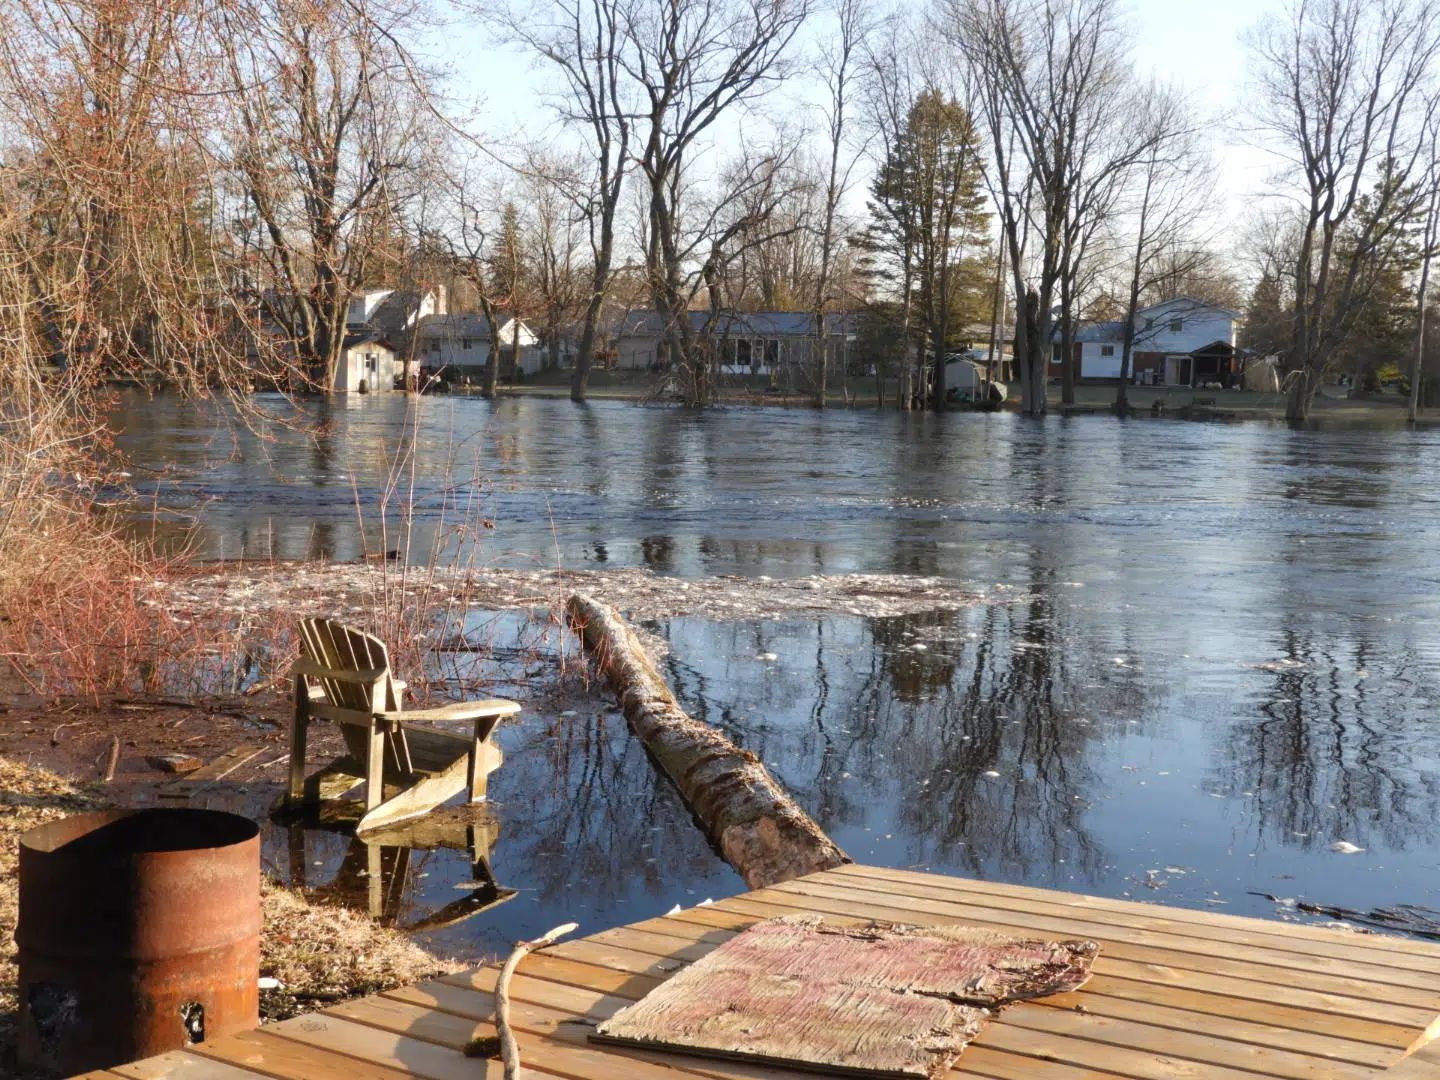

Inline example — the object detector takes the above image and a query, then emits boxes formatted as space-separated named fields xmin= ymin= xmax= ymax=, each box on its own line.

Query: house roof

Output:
xmin=1138 ymin=295 xmax=1242 ymax=319
xmin=613 ymin=309 xmax=852 ymax=337
xmin=342 ymin=331 xmax=392 ymax=351
xmin=418 ymin=314 xmax=493 ymax=341
xmin=1073 ymin=321 xmax=1127 ymax=343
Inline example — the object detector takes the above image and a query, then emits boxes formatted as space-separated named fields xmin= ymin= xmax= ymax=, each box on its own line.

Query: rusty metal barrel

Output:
xmin=16 ymin=807 xmax=261 ymax=1075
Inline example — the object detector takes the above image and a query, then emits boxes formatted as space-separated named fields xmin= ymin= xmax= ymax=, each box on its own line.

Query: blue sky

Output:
xmin=434 ymin=0 xmax=1284 ymax=264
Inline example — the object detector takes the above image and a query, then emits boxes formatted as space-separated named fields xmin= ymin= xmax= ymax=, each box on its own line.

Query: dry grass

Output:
xmin=259 ymin=881 xmax=455 ymax=1016
xmin=0 ymin=757 xmax=457 ymax=1073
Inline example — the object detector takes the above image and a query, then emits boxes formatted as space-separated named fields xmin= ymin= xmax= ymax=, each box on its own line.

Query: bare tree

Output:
xmin=215 ymin=0 xmax=433 ymax=390
xmin=810 ymin=0 xmax=871 ymax=407
xmin=1054 ymin=77 xmax=1157 ymax=407
xmin=523 ymin=157 xmax=585 ymax=373
xmin=489 ymin=0 xmax=632 ymax=402
xmin=1113 ymin=86 xmax=1212 ymax=413
xmin=421 ymin=163 xmax=510 ymax=396
xmin=624 ymin=0 xmax=811 ymax=405
xmin=857 ymin=18 xmax=923 ymax=409
xmin=945 ymin=0 xmax=1134 ymax=417
xmin=1410 ymin=117 xmax=1440 ymax=419
xmin=1248 ymin=0 xmax=1440 ymax=420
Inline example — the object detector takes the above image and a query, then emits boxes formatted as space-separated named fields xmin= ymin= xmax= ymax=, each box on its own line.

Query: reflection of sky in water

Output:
xmin=112 ymin=394 xmax=1440 ymax=946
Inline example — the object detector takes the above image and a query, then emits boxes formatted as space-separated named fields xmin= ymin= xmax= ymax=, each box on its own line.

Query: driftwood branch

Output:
xmin=496 ymin=922 xmax=577 ymax=1078
xmin=566 ymin=592 xmax=852 ymax=889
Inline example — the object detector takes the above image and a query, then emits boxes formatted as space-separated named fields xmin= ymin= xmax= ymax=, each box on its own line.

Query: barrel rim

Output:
xmin=19 ymin=807 xmax=260 ymax=857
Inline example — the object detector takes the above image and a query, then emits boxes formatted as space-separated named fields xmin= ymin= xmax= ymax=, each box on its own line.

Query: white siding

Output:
xmin=1132 ymin=299 xmax=1235 ymax=353
xmin=339 ymin=344 xmax=397 ymax=391
xmin=1080 ymin=341 xmax=1122 ymax=378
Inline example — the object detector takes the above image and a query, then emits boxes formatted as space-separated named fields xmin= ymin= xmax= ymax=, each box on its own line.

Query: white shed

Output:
xmin=339 ymin=332 xmax=398 ymax=392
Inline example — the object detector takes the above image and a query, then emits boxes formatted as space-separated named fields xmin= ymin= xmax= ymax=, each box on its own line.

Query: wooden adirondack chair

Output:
xmin=288 ymin=618 xmax=519 ymax=833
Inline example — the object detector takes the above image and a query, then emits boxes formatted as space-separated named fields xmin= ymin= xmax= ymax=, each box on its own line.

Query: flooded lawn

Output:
xmin=109 ymin=393 xmax=1440 ymax=950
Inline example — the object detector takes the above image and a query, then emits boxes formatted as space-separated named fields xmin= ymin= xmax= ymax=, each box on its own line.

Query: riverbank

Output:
xmin=486 ymin=368 xmax=1429 ymax=421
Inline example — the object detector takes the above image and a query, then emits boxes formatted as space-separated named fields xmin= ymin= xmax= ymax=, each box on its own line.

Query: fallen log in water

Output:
xmin=566 ymin=592 xmax=851 ymax=889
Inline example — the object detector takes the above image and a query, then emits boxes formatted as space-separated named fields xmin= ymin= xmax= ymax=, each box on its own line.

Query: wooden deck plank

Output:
xmin=261 ymin=1012 xmax=512 ymax=1080
xmin=1388 ymin=1042 xmax=1440 ymax=1077
xmin=995 ymin=1000 xmax=1378 ymax=1079
xmin=441 ymin=952 xmax=667 ymax=1000
xmin=190 ymin=1028 xmax=421 ymax=1080
xmin=110 ymin=1052 xmax=273 ymax=1080
xmin=315 ymin=993 xmax=822 ymax=1080
xmin=814 ymin=869 xmax=1440 ymax=988
xmin=831 ymin=865 xmax=1440 ymax=961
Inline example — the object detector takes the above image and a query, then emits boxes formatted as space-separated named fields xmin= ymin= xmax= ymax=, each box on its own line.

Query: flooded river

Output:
xmin=114 ymin=392 xmax=1440 ymax=956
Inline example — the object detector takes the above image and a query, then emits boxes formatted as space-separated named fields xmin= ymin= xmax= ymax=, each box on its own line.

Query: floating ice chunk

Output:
xmin=1329 ymin=841 xmax=1364 ymax=854
xmin=983 ymin=770 xmax=1001 ymax=778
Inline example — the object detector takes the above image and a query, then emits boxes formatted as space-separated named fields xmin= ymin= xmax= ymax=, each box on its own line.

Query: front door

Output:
xmin=1165 ymin=355 xmax=1188 ymax=386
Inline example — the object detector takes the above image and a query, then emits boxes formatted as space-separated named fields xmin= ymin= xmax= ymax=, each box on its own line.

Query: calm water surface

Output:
xmin=114 ymin=393 xmax=1440 ymax=954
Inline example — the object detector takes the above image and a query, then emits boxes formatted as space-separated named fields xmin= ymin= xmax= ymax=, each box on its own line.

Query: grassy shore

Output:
xmin=483 ymin=368 xmax=1427 ymax=420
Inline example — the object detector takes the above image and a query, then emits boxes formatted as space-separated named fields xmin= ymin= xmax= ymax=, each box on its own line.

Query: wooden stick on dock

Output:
xmin=566 ymin=592 xmax=852 ymax=889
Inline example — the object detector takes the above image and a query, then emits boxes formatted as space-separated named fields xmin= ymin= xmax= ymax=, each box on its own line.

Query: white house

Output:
xmin=416 ymin=314 xmax=542 ymax=380
xmin=1066 ymin=297 xmax=1242 ymax=386
xmin=605 ymin=309 xmax=853 ymax=375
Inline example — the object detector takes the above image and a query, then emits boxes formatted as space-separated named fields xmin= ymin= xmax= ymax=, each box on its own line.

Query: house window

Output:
xmin=366 ymin=354 xmax=377 ymax=371
xmin=462 ymin=338 xmax=472 ymax=350
xmin=1169 ymin=318 xmax=1183 ymax=332
xmin=1145 ymin=318 xmax=1154 ymax=330
xmin=429 ymin=339 xmax=439 ymax=353
xmin=1100 ymin=345 xmax=1115 ymax=356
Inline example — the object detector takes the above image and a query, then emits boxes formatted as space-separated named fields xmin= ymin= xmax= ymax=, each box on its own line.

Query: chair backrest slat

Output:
xmin=298 ymin=618 xmax=393 ymax=712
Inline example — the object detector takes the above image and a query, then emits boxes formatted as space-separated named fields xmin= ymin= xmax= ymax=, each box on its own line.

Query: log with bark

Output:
xmin=566 ymin=592 xmax=851 ymax=889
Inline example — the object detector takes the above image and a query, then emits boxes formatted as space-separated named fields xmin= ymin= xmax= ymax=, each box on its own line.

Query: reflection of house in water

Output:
xmin=281 ymin=805 xmax=514 ymax=932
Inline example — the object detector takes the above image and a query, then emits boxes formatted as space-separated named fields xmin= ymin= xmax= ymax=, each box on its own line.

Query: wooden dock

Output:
xmin=76 ymin=863 xmax=1440 ymax=1079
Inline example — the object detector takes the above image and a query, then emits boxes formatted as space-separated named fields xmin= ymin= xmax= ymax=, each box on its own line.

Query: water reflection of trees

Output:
xmin=1219 ymin=626 xmax=1440 ymax=854
xmin=485 ymin=697 xmax=740 ymax=917
xmin=656 ymin=587 xmax=1141 ymax=890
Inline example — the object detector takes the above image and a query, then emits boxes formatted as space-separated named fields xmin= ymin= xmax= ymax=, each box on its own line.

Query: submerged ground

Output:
xmin=19 ymin=391 xmax=1440 ymax=960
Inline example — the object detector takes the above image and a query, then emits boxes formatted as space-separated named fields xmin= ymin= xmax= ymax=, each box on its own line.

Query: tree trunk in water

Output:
xmin=572 ymin=298 xmax=604 ymax=403
xmin=1410 ymin=197 xmax=1435 ymax=422
xmin=566 ymin=593 xmax=852 ymax=889
xmin=1286 ymin=366 xmax=1317 ymax=421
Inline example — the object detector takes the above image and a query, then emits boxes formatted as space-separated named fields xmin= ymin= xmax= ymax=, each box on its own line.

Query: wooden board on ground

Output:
xmin=592 ymin=914 xmax=1097 ymax=1078
xmin=157 ymin=743 xmax=268 ymax=798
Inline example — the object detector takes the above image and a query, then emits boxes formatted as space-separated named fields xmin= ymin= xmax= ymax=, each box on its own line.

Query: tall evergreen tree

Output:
xmin=861 ymin=89 xmax=990 ymax=408
xmin=488 ymin=203 xmax=527 ymax=395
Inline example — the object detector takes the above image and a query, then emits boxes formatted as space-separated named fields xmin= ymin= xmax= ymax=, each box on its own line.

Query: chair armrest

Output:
xmin=292 ymin=657 xmax=387 ymax=685
xmin=375 ymin=699 xmax=521 ymax=725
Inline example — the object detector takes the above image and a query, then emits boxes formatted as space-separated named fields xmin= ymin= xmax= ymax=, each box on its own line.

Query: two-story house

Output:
xmin=1056 ymin=297 xmax=1242 ymax=387
xmin=415 ymin=314 xmax=541 ymax=383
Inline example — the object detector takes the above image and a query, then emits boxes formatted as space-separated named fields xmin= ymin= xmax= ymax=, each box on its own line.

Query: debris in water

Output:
xmin=1329 ymin=841 xmax=1364 ymax=854
xmin=147 ymin=753 xmax=202 ymax=774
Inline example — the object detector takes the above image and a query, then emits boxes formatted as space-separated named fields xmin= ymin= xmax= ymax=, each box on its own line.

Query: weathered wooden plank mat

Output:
xmin=67 ymin=865 xmax=1440 ymax=1079
xmin=592 ymin=915 xmax=1097 ymax=1078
